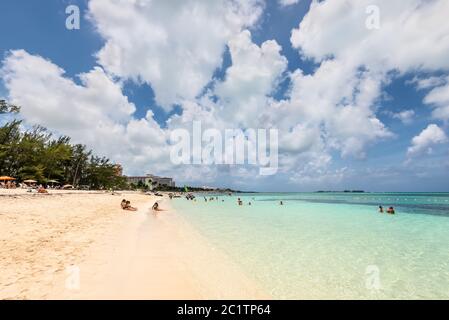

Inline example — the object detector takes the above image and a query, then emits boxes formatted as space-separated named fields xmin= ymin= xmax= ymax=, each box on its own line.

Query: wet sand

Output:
xmin=0 ymin=190 xmax=268 ymax=299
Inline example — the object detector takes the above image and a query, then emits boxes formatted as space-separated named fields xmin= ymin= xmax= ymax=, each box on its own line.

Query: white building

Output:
xmin=126 ymin=174 xmax=175 ymax=190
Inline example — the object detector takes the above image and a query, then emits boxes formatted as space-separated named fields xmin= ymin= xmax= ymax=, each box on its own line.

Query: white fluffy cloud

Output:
xmin=1 ymin=50 xmax=171 ymax=175
xmin=278 ymin=0 xmax=300 ymax=7
xmin=409 ymin=76 xmax=447 ymax=90
xmin=288 ymin=0 xmax=449 ymax=161
xmin=167 ymin=29 xmax=288 ymax=135
xmin=89 ymin=0 xmax=264 ymax=110
xmin=2 ymin=0 xmax=449 ymax=189
xmin=280 ymin=59 xmax=392 ymax=158
xmin=387 ymin=110 xmax=415 ymax=125
xmin=214 ymin=30 xmax=288 ymax=127
xmin=291 ymin=0 xmax=449 ymax=72
xmin=423 ymin=76 xmax=449 ymax=121
xmin=407 ymin=124 xmax=447 ymax=157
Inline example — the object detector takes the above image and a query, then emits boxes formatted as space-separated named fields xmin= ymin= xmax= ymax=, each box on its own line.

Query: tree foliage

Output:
xmin=0 ymin=104 xmax=127 ymax=189
xmin=0 ymin=100 xmax=20 ymax=114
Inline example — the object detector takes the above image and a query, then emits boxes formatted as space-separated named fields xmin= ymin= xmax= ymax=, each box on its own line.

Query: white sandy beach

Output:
xmin=0 ymin=190 xmax=268 ymax=299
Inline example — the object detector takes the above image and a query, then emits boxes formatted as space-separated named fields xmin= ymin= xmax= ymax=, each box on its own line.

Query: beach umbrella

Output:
xmin=0 ymin=176 xmax=15 ymax=182
xmin=62 ymin=184 xmax=74 ymax=189
xmin=47 ymin=179 xmax=60 ymax=187
xmin=23 ymin=179 xmax=37 ymax=184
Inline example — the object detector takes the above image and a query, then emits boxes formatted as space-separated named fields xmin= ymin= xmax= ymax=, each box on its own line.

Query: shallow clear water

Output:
xmin=172 ymin=193 xmax=449 ymax=299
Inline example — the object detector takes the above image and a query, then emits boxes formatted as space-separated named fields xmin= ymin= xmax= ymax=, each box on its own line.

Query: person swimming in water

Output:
xmin=280 ymin=201 xmax=284 ymax=205
xmin=387 ymin=206 xmax=395 ymax=214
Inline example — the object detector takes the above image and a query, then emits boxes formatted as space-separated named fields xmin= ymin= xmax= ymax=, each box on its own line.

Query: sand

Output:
xmin=0 ymin=190 xmax=268 ymax=299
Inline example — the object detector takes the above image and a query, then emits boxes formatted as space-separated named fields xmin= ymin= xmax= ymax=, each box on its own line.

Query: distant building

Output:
xmin=125 ymin=174 xmax=175 ymax=190
xmin=126 ymin=175 xmax=152 ymax=186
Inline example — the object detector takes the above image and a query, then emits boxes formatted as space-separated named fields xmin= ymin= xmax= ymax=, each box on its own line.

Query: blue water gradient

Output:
xmin=172 ymin=193 xmax=449 ymax=299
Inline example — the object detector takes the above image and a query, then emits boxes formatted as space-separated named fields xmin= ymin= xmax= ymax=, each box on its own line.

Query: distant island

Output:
xmin=315 ymin=190 xmax=366 ymax=193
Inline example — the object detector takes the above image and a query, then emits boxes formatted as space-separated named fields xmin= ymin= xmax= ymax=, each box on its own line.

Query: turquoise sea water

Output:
xmin=172 ymin=193 xmax=449 ymax=299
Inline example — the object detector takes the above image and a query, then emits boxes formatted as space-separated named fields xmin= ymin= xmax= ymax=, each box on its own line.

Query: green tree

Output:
xmin=0 ymin=120 xmax=22 ymax=176
xmin=1 ymin=101 xmax=127 ymax=189
xmin=0 ymin=100 xmax=20 ymax=114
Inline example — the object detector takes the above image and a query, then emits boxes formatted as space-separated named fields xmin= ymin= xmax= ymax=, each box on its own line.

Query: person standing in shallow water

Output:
xmin=379 ymin=205 xmax=384 ymax=213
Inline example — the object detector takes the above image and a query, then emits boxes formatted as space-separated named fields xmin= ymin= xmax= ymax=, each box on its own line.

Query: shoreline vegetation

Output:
xmin=1 ymin=101 xmax=127 ymax=190
xmin=1 ymin=101 xmax=242 ymax=193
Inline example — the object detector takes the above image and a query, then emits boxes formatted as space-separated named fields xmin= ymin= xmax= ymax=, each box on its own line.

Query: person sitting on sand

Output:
xmin=121 ymin=199 xmax=127 ymax=209
xmin=152 ymin=202 xmax=163 ymax=211
xmin=124 ymin=201 xmax=138 ymax=211
xmin=379 ymin=205 xmax=384 ymax=213
xmin=37 ymin=186 xmax=48 ymax=194
xmin=387 ymin=206 xmax=395 ymax=214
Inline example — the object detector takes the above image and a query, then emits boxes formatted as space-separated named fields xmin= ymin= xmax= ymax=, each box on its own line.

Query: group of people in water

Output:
xmin=121 ymin=193 xmax=397 ymax=217
xmin=237 ymin=198 xmax=249 ymax=205
xmin=379 ymin=205 xmax=395 ymax=214
xmin=196 ymin=195 xmax=395 ymax=214
xmin=187 ymin=195 xmax=285 ymax=206
xmin=235 ymin=197 xmax=283 ymax=206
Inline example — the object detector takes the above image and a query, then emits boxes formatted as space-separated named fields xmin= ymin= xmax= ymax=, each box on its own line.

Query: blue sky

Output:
xmin=1 ymin=0 xmax=448 ymax=191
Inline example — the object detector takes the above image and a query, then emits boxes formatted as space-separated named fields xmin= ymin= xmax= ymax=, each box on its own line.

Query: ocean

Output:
xmin=172 ymin=192 xmax=449 ymax=299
